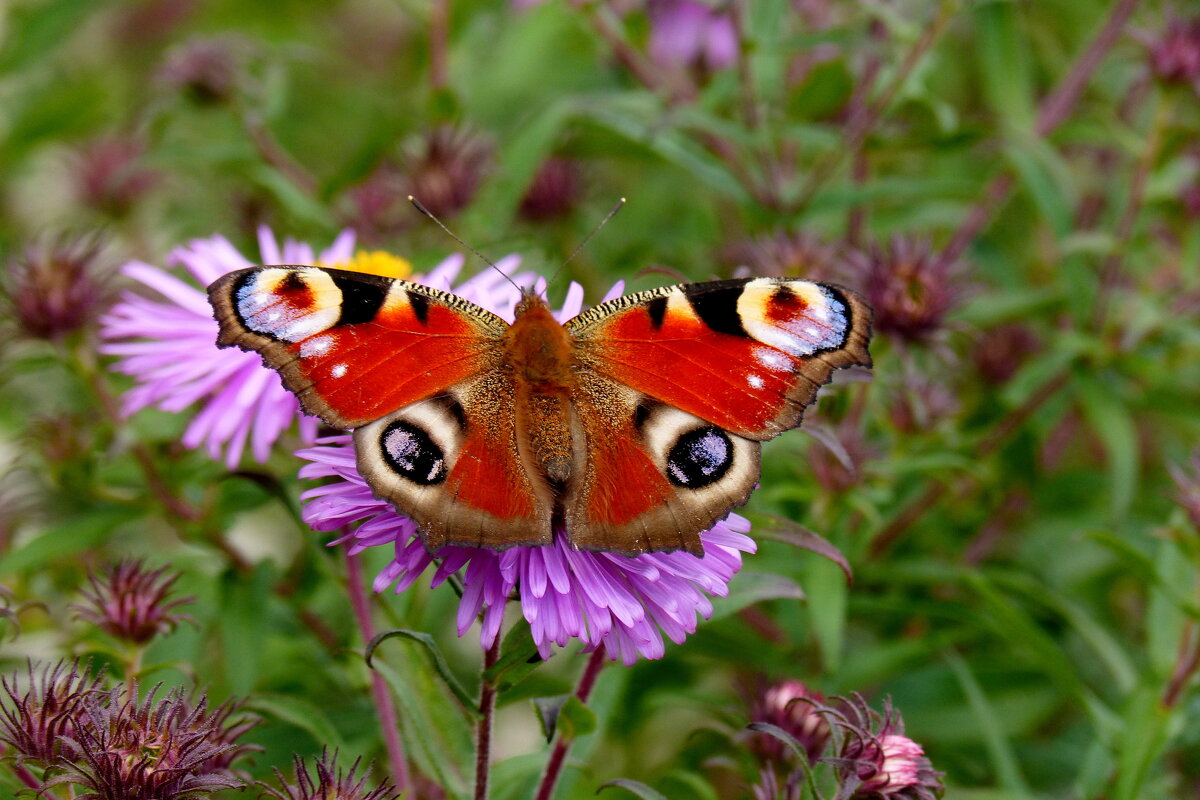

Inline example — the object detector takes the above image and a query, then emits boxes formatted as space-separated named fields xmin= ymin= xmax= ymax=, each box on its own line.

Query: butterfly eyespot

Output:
xmin=380 ymin=420 xmax=447 ymax=485
xmin=666 ymin=427 xmax=734 ymax=488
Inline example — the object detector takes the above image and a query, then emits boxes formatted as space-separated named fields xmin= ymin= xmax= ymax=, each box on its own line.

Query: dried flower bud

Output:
xmin=260 ymin=749 xmax=399 ymax=800
xmin=73 ymin=560 xmax=195 ymax=645
xmin=1145 ymin=15 xmax=1200 ymax=92
xmin=45 ymin=684 xmax=257 ymax=799
xmin=724 ymin=230 xmax=840 ymax=280
xmin=972 ymin=323 xmax=1040 ymax=385
xmin=402 ymin=125 xmax=492 ymax=219
xmin=1170 ymin=451 xmax=1200 ymax=530
xmin=158 ymin=36 xmax=242 ymax=104
xmin=888 ymin=372 xmax=958 ymax=434
xmin=519 ymin=157 xmax=582 ymax=222
xmin=72 ymin=136 xmax=159 ymax=218
xmin=4 ymin=235 xmax=109 ymax=341
xmin=0 ymin=660 xmax=105 ymax=765
xmin=842 ymin=237 xmax=961 ymax=344
xmin=832 ymin=695 xmax=943 ymax=800
xmin=750 ymin=680 xmax=831 ymax=765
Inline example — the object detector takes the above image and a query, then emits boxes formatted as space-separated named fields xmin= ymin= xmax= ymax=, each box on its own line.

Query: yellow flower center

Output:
xmin=328 ymin=250 xmax=412 ymax=279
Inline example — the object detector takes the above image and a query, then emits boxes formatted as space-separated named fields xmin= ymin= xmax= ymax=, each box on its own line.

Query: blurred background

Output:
xmin=1 ymin=0 xmax=1200 ymax=798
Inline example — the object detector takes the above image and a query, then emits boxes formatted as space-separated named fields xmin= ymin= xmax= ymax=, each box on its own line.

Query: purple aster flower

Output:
xmin=100 ymin=228 xmax=361 ymax=468
xmin=297 ymin=277 xmax=757 ymax=665
xmin=648 ymin=0 xmax=739 ymax=74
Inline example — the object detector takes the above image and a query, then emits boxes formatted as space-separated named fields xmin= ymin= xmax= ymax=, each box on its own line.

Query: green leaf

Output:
xmin=556 ymin=695 xmax=596 ymax=740
xmin=247 ymin=692 xmax=347 ymax=751
xmin=802 ymin=557 xmax=846 ymax=674
xmin=1112 ymin=682 xmax=1173 ymax=800
xmin=973 ymin=0 xmax=1035 ymax=132
xmin=1074 ymin=374 xmax=1139 ymax=519
xmin=943 ymin=651 xmax=1032 ymax=796
xmin=598 ymin=778 xmax=669 ymax=800
xmin=0 ymin=506 xmax=136 ymax=575
xmin=366 ymin=629 xmax=478 ymax=714
xmin=482 ymin=618 xmax=544 ymax=693
xmin=373 ymin=657 xmax=472 ymax=800
xmin=0 ymin=0 xmax=96 ymax=72
xmin=218 ymin=565 xmax=271 ymax=696
xmin=750 ymin=515 xmax=853 ymax=585
xmin=709 ymin=572 xmax=805 ymax=620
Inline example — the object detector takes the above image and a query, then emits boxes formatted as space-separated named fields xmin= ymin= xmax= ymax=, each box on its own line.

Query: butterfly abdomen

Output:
xmin=506 ymin=295 xmax=581 ymax=487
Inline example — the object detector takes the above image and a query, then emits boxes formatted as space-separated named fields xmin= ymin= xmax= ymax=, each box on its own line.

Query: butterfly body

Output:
xmin=209 ymin=266 xmax=872 ymax=556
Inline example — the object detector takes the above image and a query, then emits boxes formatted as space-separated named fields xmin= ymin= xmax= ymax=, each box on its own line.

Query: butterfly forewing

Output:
xmin=209 ymin=266 xmax=507 ymax=429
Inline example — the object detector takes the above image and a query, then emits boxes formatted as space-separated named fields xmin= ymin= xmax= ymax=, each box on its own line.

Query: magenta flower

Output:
xmin=100 ymin=228 xmax=358 ymax=468
xmin=297 ymin=278 xmax=756 ymax=665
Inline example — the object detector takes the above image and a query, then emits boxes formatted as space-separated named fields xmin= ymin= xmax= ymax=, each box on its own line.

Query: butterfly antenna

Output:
xmin=543 ymin=197 xmax=626 ymax=297
xmin=408 ymin=196 xmax=524 ymax=294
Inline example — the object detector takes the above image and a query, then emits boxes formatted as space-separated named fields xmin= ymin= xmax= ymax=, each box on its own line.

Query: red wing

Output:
xmin=566 ymin=278 xmax=872 ymax=441
xmin=208 ymin=266 xmax=507 ymax=429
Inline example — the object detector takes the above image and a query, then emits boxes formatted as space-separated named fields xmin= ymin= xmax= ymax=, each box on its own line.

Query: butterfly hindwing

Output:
xmin=209 ymin=266 xmax=507 ymax=429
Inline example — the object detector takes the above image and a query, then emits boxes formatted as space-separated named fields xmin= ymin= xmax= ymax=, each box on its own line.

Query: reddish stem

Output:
xmin=534 ymin=646 xmax=608 ymax=800
xmin=475 ymin=635 xmax=503 ymax=800
xmin=1163 ymin=621 xmax=1200 ymax=708
xmin=344 ymin=549 xmax=412 ymax=795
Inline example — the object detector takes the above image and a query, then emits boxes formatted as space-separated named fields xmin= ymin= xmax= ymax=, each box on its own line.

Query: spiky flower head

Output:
xmin=831 ymin=695 xmax=943 ymax=800
xmin=842 ymin=236 xmax=960 ymax=344
xmin=519 ymin=157 xmax=583 ymax=222
xmin=158 ymin=36 xmax=242 ymax=104
xmin=724 ymin=229 xmax=840 ymax=280
xmin=4 ymin=235 xmax=110 ymax=342
xmin=1144 ymin=14 xmax=1200 ymax=93
xmin=73 ymin=560 xmax=195 ymax=645
xmin=73 ymin=136 xmax=159 ymax=218
xmin=972 ymin=323 xmax=1040 ymax=385
xmin=45 ymin=684 xmax=257 ymax=800
xmin=0 ymin=660 xmax=105 ymax=765
xmin=750 ymin=680 xmax=831 ymax=765
xmin=260 ymin=749 xmax=398 ymax=800
xmin=401 ymin=125 xmax=492 ymax=219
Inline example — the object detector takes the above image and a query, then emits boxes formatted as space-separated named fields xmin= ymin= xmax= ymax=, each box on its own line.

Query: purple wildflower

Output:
xmin=830 ymin=695 xmax=943 ymax=800
xmin=4 ymin=235 xmax=110 ymax=342
xmin=297 ymin=277 xmax=756 ymax=665
xmin=750 ymin=680 xmax=831 ymax=765
xmin=99 ymin=228 xmax=358 ymax=468
xmin=648 ymin=0 xmax=738 ymax=75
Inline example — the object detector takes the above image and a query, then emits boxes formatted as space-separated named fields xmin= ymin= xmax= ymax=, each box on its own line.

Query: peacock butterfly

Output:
xmin=207 ymin=265 xmax=872 ymax=556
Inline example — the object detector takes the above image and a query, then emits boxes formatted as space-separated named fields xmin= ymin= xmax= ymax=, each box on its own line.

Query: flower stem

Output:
xmin=430 ymin=0 xmax=450 ymax=91
xmin=475 ymin=635 xmax=503 ymax=800
xmin=344 ymin=548 xmax=412 ymax=795
xmin=534 ymin=646 xmax=607 ymax=800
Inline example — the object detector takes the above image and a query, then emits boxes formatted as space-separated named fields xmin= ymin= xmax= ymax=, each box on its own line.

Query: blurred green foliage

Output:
xmin=1 ymin=0 xmax=1200 ymax=798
